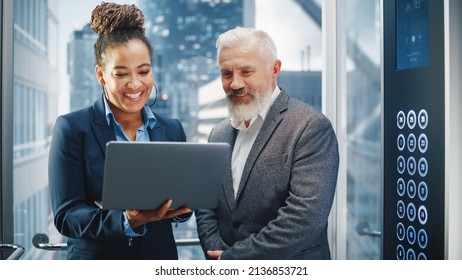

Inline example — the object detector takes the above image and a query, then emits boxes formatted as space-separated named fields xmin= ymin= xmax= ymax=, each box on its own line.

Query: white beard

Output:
xmin=227 ymin=87 xmax=272 ymax=122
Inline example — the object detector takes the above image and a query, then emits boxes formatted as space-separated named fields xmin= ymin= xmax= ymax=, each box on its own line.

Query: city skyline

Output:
xmin=58 ymin=0 xmax=321 ymax=114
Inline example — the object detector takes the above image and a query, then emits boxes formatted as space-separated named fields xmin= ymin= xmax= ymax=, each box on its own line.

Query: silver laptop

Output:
xmin=99 ymin=141 xmax=230 ymax=210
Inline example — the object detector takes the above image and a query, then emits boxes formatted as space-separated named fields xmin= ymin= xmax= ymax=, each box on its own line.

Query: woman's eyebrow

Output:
xmin=112 ymin=63 xmax=151 ymax=70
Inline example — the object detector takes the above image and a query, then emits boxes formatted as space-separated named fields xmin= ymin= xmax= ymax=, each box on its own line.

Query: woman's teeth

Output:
xmin=125 ymin=92 xmax=141 ymax=99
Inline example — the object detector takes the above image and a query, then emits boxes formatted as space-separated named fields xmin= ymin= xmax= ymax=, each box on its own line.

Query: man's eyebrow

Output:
xmin=239 ymin=66 xmax=255 ymax=71
xmin=221 ymin=66 xmax=254 ymax=70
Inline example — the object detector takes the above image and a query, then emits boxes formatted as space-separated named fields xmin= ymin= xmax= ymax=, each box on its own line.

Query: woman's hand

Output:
xmin=125 ymin=199 xmax=191 ymax=228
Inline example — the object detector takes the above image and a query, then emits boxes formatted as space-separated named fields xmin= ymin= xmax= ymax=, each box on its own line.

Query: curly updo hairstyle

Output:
xmin=91 ymin=2 xmax=153 ymax=68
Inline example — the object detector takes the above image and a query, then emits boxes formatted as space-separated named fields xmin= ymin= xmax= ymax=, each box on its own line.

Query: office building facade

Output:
xmin=138 ymin=0 xmax=255 ymax=140
xmin=67 ymin=23 xmax=99 ymax=112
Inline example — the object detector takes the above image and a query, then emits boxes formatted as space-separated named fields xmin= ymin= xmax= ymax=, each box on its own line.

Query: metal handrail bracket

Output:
xmin=0 ymin=244 xmax=25 ymax=260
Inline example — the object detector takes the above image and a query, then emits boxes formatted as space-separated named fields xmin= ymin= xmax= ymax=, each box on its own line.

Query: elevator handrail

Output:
xmin=356 ymin=222 xmax=382 ymax=237
xmin=0 ymin=244 xmax=25 ymax=260
xmin=32 ymin=233 xmax=200 ymax=251
xmin=32 ymin=233 xmax=67 ymax=251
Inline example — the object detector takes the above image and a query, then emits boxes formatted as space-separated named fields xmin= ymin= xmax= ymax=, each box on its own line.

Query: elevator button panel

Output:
xmin=395 ymin=109 xmax=429 ymax=260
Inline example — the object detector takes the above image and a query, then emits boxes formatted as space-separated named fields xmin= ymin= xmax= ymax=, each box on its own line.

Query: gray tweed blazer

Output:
xmin=195 ymin=89 xmax=339 ymax=260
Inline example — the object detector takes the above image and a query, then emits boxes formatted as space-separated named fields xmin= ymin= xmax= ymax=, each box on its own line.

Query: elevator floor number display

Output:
xmin=396 ymin=0 xmax=430 ymax=70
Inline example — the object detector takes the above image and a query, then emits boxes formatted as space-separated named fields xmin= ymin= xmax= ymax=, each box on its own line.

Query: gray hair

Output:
xmin=216 ymin=27 xmax=278 ymax=67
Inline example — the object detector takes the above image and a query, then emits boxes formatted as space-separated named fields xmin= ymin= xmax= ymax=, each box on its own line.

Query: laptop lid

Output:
xmin=100 ymin=141 xmax=230 ymax=210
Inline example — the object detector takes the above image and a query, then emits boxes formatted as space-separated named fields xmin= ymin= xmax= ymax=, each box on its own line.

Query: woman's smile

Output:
xmin=124 ymin=91 xmax=143 ymax=100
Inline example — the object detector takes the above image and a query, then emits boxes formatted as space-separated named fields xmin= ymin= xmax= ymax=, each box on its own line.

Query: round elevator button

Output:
xmin=397 ymin=111 xmax=406 ymax=129
xmin=407 ymin=110 xmax=416 ymax=129
xmin=418 ymin=109 xmax=428 ymax=129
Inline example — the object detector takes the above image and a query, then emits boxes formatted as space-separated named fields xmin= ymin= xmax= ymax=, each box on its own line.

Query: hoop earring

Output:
xmin=148 ymin=83 xmax=159 ymax=107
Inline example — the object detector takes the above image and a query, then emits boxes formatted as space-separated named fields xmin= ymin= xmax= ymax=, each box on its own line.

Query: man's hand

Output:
xmin=125 ymin=199 xmax=191 ymax=228
xmin=207 ymin=250 xmax=223 ymax=260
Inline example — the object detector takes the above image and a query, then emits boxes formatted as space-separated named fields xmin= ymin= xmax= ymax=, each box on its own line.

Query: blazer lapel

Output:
xmin=210 ymin=122 xmax=237 ymax=211
xmin=91 ymin=96 xmax=116 ymax=157
xmin=234 ymin=90 xmax=289 ymax=202
xmin=222 ymin=125 xmax=238 ymax=211
xmin=148 ymin=122 xmax=165 ymax=141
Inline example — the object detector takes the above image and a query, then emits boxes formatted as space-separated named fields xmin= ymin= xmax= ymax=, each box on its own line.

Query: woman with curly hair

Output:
xmin=48 ymin=2 xmax=191 ymax=260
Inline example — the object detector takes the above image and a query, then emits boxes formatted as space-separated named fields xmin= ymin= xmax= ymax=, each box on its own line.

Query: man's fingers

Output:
xmin=207 ymin=250 xmax=222 ymax=260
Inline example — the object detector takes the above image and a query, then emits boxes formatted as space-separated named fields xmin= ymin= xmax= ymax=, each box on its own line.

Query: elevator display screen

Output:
xmin=396 ymin=0 xmax=429 ymax=70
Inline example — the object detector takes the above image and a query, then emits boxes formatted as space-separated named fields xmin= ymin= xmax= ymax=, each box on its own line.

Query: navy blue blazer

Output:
xmin=48 ymin=96 xmax=189 ymax=259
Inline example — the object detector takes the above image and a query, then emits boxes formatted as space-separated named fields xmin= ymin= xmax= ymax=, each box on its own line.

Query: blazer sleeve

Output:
xmin=195 ymin=208 xmax=230 ymax=255
xmin=221 ymin=114 xmax=339 ymax=260
xmin=49 ymin=115 xmax=126 ymax=239
xmin=195 ymin=126 xmax=231 ymax=256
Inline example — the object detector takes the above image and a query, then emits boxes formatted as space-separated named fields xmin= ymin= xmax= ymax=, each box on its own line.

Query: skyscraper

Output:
xmin=138 ymin=0 xmax=255 ymax=140
xmin=67 ymin=23 xmax=99 ymax=112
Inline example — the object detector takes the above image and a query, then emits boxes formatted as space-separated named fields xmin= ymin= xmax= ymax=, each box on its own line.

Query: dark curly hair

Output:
xmin=91 ymin=2 xmax=153 ymax=67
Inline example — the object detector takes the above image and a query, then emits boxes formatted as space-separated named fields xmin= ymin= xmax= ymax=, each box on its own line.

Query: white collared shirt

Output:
xmin=230 ymin=86 xmax=281 ymax=198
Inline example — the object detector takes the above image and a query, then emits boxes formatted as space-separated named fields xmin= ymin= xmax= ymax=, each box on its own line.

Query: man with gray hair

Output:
xmin=195 ymin=27 xmax=339 ymax=260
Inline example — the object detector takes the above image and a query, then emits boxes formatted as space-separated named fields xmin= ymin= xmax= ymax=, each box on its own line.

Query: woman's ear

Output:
xmin=95 ymin=65 xmax=105 ymax=85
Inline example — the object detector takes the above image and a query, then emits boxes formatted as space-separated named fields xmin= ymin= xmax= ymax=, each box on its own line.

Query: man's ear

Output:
xmin=272 ymin=59 xmax=282 ymax=79
xmin=95 ymin=65 xmax=105 ymax=85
